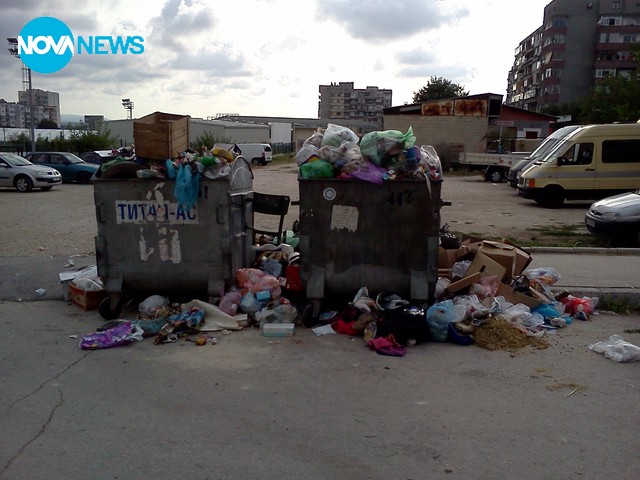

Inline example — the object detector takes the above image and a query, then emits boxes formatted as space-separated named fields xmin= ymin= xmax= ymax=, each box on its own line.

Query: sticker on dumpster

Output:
xmin=330 ymin=205 xmax=358 ymax=232
xmin=115 ymin=201 xmax=197 ymax=224
xmin=323 ymin=188 xmax=336 ymax=201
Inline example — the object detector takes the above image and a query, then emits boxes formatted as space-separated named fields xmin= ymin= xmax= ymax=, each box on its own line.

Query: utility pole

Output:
xmin=7 ymin=37 xmax=36 ymax=153
xmin=122 ymin=98 xmax=134 ymax=120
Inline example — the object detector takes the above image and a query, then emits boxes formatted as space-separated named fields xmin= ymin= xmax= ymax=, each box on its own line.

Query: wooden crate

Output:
xmin=134 ymin=112 xmax=190 ymax=160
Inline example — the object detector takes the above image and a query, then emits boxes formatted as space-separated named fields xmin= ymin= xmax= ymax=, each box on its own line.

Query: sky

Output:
xmin=0 ymin=0 xmax=551 ymax=122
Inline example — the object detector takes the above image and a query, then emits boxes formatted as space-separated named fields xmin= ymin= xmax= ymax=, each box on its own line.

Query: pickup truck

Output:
xmin=458 ymin=151 xmax=530 ymax=182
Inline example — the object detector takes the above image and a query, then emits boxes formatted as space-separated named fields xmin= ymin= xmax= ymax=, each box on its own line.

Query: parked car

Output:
xmin=0 ymin=152 xmax=62 ymax=192
xmin=585 ymin=189 xmax=640 ymax=246
xmin=25 ymin=152 xmax=99 ymax=184
xmin=79 ymin=150 xmax=117 ymax=165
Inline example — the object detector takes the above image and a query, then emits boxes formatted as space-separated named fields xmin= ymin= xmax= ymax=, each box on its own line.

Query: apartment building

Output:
xmin=318 ymin=82 xmax=392 ymax=131
xmin=506 ymin=0 xmax=640 ymax=111
xmin=0 ymin=89 xmax=60 ymax=128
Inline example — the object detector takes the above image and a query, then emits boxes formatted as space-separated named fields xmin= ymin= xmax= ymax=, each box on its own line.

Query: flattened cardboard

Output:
xmin=466 ymin=251 xmax=508 ymax=281
xmin=445 ymin=272 xmax=482 ymax=296
xmin=496 ymin=283 xmax=543 ymax=309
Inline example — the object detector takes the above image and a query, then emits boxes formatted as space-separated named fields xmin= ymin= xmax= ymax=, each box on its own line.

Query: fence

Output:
xmin=271 ymin=142 xmax=294 ymax=155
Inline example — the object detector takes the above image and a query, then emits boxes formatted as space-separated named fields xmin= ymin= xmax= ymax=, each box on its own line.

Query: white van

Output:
xmin=235 ymin=143 xmax=273 ymax=166
xmin=517 ymin=123 xmax=640 ymax=207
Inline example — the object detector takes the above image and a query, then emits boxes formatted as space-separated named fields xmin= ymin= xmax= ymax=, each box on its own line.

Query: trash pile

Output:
xmin=72 ymin=226 xmax=606 ymax=358
xmin=296 ymin=123 xmax=442 ymax=183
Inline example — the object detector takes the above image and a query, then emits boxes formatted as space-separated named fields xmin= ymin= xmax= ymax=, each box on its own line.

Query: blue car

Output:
xmin=25 ymin=152 xmax=99 ymax=184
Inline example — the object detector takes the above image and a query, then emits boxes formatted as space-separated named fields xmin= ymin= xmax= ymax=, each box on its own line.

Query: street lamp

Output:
xmin=122 ymin=98 xmax=134 ymax=120
xmin=7 ymin=37 xmax=36 ymax=153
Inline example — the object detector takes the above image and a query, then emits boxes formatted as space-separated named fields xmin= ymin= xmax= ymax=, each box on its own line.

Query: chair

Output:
xmin=247 ymin=191 xmax=291 ymax=245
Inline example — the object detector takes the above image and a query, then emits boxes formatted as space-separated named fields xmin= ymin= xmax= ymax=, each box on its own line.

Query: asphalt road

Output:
xmin=0 ymin=163 xmax=638 ymax=480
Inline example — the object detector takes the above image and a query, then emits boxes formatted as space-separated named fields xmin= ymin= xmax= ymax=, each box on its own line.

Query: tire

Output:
xmin=14 ymin=175 xmax=33 ymax=192
xmin=76 ymin=171 xmax=92 ymax=184
xmin=484 ymin=167 xmax=503 ymax=183
xmin=99 ymin=297 xmax=122 ymax=320
xmin=538 ymin=186 xmax=565 ymax=208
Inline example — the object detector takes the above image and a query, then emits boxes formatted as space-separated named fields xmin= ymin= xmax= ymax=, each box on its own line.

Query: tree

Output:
xmin=37 ymin=119 xmax=58 ymax=129
xmin=412 ymin=76 xmax=469 ymax=103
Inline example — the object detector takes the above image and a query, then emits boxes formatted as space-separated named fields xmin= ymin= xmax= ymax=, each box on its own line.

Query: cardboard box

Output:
xmin=478 ymin=240 xmax=532 ymax=280
xmin=496 ymin=283 xmax=543 ymax=309
xmin=465 ymin=251 xmax=508 ymax=281
xmin=134 ymin=112 xmax=190 ymax=160
xmin=68 ymin=283 xmax=107 ymax=311
xmin=262 ymin=323 xmax=295 ymax=337
xmin=438 ymin=246 xmax=471 ymax=269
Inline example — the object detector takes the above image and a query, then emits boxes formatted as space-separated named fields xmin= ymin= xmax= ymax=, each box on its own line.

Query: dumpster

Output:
xmin=93 ymin=157 xmax=253 ymax=319
xmin=297 ymin=177 xmax=442 ymax=317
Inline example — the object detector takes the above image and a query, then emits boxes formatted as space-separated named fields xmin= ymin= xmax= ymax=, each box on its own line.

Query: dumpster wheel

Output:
xmin=99 ymin=296 xmax=123 ymax=320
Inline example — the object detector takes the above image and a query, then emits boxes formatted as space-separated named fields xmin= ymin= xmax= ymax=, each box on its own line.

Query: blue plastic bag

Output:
xmin=174 ymin=164 xmax=200 ymax=210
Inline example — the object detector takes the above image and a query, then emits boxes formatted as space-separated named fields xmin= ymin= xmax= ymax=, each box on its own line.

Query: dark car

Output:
xmin=585 ymin=189 xmax=640 ymax=246
xmin=25 ymin=152 xmax=99 ymax=184
xmin=78 ymin=150 xmax=117 ymax=165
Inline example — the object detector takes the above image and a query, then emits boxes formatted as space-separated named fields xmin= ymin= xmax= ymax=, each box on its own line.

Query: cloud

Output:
xmin=147 ymin=0 xmax=217 ymax=52
xmin=315 ymin=0 xmax=469 ymax=42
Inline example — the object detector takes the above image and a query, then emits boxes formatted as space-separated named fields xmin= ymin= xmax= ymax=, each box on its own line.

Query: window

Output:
xmin=612 ymin=1 xmax=621 ymax=9
xmin=559 ymin=143 xmax=594 ymax=166
xmin=595 ymin=68 xmax=616 ymax=77
xmin=599 ymin=15 xmax=622 ymax=25
xmin=603 ymin=140 xmax=640 ymax=163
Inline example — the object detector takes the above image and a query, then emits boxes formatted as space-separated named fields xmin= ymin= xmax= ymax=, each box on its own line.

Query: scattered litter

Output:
xmin=588 ymin=335 xmax=640 ymax=362
xmin=34 ymin=288 xmax=46 ymax=297
xmin=312 ymin=324 xmax=336 ymax=336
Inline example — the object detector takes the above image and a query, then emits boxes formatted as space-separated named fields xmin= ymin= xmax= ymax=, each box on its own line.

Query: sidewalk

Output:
xmin=1 ymin=248 xmax=639 ymax=307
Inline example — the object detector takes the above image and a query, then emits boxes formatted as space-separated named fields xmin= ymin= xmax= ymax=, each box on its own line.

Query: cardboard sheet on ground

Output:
xmin=181 ymin=299 xmax=245 ymax=331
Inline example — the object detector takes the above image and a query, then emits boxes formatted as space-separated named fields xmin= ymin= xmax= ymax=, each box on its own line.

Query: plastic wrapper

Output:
xmin=453 ymin=294 xmax=490 ymax=319
xmin=560 ymin=295 xmax=598 ymax=320
xmin=139 ymin=295 xmax=169 ymax=318
xmin=588 ymin=335 xmax=640 ymax=362
xmin=360 ymin=127 xmax=416 ymax=166
xmin=299 ymin=160 xmax=334 ymax=179
xmin=419 ymin=145 xmax=443 ymax=180
xmin=80 ymin=321 xmax=144 ymax=350
xmin=321 ymin=123 xmax=359 ymax=149
xmin=295 ymin=144 xmax=320 ymax=166
xmin=344 ymin=159 xmax=388 ymax=185
xmin=426 ymin=300 xmax=466 ymax=341
xmin=303 ymin=131 xmax=323 ymax=148
xmin=236 ymin=268 xmax=282 ymax=298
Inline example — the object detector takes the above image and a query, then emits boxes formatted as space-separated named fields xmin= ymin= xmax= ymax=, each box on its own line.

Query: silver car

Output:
xmin=0 ymin=152 xmax=62 ymax=192
xmin=585 ymin=189 xmax=640 ymax=246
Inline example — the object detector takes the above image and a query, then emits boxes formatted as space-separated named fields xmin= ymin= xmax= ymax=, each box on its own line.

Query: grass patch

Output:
xmin=524 ymin=224 xmax=604 ymax=247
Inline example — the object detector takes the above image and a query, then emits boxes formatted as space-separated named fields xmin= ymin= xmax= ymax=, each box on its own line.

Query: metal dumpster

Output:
xmin=93 ymin=158 xmax=253 ymax=319
xmin=298 ymin=177 xmax=442 ymax=316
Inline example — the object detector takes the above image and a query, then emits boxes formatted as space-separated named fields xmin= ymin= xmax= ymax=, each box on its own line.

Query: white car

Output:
xmin=585 ymin=189 xmax=640 ymax=247
xmin=0 ymin=152 xmax=62 ymax=192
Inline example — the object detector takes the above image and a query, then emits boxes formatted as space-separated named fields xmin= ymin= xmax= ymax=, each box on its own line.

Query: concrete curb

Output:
xmin=524 ymin=247 xmax=640 ymax=255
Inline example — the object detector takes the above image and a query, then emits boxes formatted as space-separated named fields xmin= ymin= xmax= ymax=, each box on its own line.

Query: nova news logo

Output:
xmin=17 ymin=16 xmax=144 ymax=74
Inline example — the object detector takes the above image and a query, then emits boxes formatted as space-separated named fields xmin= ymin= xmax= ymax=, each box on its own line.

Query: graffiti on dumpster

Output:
xmin=386 ymin=190 xmax=414 ymax=207
xmin=115 ymin=182 xmax=198 ymax=225
xmin=115 ymin=200 xmax=197 ymax=224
